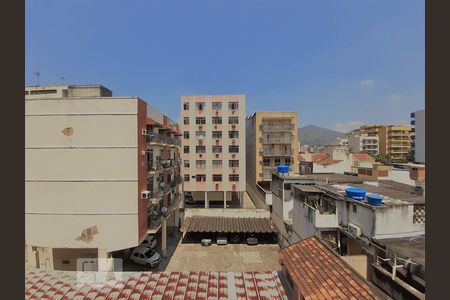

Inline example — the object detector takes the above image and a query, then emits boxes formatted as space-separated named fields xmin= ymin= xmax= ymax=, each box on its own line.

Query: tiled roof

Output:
xmin=181 ymin=216 xmax=276 ymax=233
xmin=352 ymin=154 xmax=374 ymax=160
xmin=311 ymin=153 xmax=329 ymax=162
xmin=25 ymin=269 xmax=287 ymax=300
xmin=297 ymin=153 xmax=305 ymax=161
xmin=279 ymin=237 xmax=379 ymax=300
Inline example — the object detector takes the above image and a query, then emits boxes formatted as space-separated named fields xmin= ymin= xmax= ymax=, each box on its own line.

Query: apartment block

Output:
xmin=347 ymin=130 xmax=379 ymax=155
xmin=181 ymin=95 xmax=246 ymax=208
xmin=25 ymin=84 xmax=182 ymax=271
xmin=411 ymin=110 xmax=425 ymax=163
xmin=359 ymin=125 xmax=412 ymax=160
xmin=245 ymin=112 xmax=298 ymax=208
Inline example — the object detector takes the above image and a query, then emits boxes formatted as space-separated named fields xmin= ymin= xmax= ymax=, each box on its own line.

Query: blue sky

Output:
xmin=26 ymin=0 xmax=424 ymax=132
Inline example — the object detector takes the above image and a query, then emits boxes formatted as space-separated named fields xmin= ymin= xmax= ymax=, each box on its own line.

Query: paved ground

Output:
xmin=164 ymin=242 xmax=282 ymax=272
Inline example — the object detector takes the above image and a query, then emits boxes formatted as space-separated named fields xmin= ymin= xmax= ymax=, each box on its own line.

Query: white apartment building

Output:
xmin=25 ymin=84 xmax=182 ymax=271
xmin=181 ymin=95 xmax=246 ymax=208
xmin=347 ymin=131 xmax=379 ymax=155
xmin=411 ymin=110 xmax=425 ymax=163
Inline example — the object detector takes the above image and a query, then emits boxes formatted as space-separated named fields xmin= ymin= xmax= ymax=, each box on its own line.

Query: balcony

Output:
xmin=314 ymin=210 xmax=339 ymax=228
xmin=148 ymin=188 xmax=164 ymax=203
xmin=262 ymin=148 xmax=293 ymax=156
xmin=147 ymin=192 xmax=181 ymax=234
xmin=147 ymin=133 xmax=181 ymax=147
xmin=147 ymin=158 xmax=181 ymax=173
xmin=260 ymin=123 xmax=294 ymax=131
xmin=261 ymin=136 xmax=292 ymax=144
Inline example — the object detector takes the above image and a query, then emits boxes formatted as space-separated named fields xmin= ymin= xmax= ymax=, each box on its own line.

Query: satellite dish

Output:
xmin=161 ymin=207 xmax=168 ymax=214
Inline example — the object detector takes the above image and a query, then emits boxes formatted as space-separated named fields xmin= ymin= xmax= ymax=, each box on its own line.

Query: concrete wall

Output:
xmin=313 ymin=161 xmax=348 ymax=174
xmin=185 ymin=208 xmax=270 ymax=218
xmin=292 ymin=199 xmax=317 ymax=239
xmin=25 ymin=96 xmax=142 ymax=253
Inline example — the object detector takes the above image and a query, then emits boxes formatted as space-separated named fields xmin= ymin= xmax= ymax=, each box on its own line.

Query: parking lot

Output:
xmin=164 ymin=242 xmax=282 ymax=272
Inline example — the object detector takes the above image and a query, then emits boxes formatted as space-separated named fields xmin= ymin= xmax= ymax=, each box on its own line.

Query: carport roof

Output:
xmin=181 ymin=216 xmax=276 ymax=233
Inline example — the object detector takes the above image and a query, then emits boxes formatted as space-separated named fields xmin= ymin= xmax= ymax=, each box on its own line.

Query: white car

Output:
xmin=140 ymin=235 xmax=157 ymax=249
xmin=130 ymin=246 xmax=161 ymax=268
xmin=217 ymin=234 xmax=227 ymax=245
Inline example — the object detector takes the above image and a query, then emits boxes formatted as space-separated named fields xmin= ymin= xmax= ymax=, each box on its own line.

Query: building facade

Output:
xmin=347 ymin=130 xmax=379 ymax=155
xmin=246 ymin=112 xmax=298 ymax=208
xmin=359 ymin=125 xmax=412 ymax=160
xmin=25 ymin=85 xmax=182 ymax=271
xmin=411 ymin=110 xmax=425 ymax=164
xmin=181 ymin=95 xmax=246 ymax=208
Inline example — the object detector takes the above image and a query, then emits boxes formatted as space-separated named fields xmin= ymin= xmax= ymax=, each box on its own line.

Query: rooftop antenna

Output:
xmin=60 ymin=76 xmax=66 ymax=84
xmin=33 ymin=72 xmax=40 ymax=86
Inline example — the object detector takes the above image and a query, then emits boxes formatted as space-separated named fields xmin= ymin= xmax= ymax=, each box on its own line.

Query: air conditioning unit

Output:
xmin=141 ymin=129 xmax=148 ymax=135
xmin=348 ymin=223 xmax=361 ymax=237
xmin=141 ymin=190 xmax=151 ymax=199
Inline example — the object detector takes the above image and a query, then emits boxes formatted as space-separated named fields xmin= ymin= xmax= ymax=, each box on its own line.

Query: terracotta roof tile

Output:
xmin=279 ymin=237 xmax=379 ymax=300
xmin=352 ymin=154 xmax=374 ymax=160
xmin=180 ymin=216 xmax=276 ymax=233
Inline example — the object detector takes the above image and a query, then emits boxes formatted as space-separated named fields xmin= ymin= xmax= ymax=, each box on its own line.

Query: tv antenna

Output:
xmin=33 ymin=72 xmax=40 ymax=86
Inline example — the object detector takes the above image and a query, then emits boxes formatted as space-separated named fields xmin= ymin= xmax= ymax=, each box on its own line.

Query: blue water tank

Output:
xmin=367 ymin=194 xmax=384 ymax=206
xmin=345 ymin=188 xmax=367 ymax=200
xmin=277 ymin=165 xmax=289 ymax=173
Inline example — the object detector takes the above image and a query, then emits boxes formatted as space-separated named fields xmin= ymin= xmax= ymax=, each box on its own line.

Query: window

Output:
xmin=184 ymin=131 xmax=189 ymax=139
xmin=196 ymin=102 xmax=205 ymax=110
xmin=212 ymin=131 xmax=222 ymax=139
xmin=275 ymin=158 xmax=281 ymax=165
xmin=212 ymin=117 xmax=222 ymax=124
xmin=263 ymin=157 xmax=270 ymax=166
xmin=228 ymin=116 xmax=239 ymax=124
xmin=212 ymin=102 xmax=222 ymax=110
xmin=212 ymin=160 xmax=222 ymax=168
xmin=183 ymin=102 xmax=189 ymax=110
xmin=196 ymin=131 xmax=206 ymax=139
xmin=62 ymin=260 xmax=70 ymax=265
xmin=229 ymin=102 xmax=239 ymax=110
xmin=183 ymin=146 xmax=190 ymax=153
xmin=184 ymin=174 xmax=190 ymax=181
xmin=196 ymin=146 xmax=206 ymax=153
xmin=184 ymin=160 xmax=190 ymax=168
xmin=229 ymin=174 xmax=239 ymax=181
xmin=229 ymin=145 xmax=239 ymax=153
xmin=196 ymin=174 xmax=206 ymax=182
xmin=196 ymin=117 xmax=206 ymax=124
xmin=353 ymin=204 xmax=357 ymax=213
xmin=183 ymin=117 xmax=189 ymax=125
xmin=229 ymin=160 xmax=239 ymax=167
xmin=212 ymin=146 xmax=222 ymax=153
xmin=196 ymin=160 xmax=206 ymax=168
xmin=228 ymin=131 xmax=239 ymax=138
xmin=212 ymin=174 xmax=223 ymax=181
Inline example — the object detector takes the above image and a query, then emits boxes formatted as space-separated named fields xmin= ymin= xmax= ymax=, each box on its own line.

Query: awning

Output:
xmin=181 ymin=216 xmax=276 ymax=233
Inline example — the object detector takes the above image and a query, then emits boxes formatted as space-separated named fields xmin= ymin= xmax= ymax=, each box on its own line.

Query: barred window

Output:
xmin=183 ymin=146 xmax=190 ymax=153
xmin=228 ymin=116 xmax=239 ymax=124
xmin=212 ymin=146 xmax=222 ymax=153
xmin=183 ymin=117 xmax=189 ymax=124
xmin=183 ymin=102 xmax=189 ymax=110
xmin=212 ymin=160 xmax=222 ymax=168
xmin=196 ymin=117 xmax=206 ymax=124
xmin=196 ymin=160 xmax=206 ymax=168
xmin=212 ymin=174 xmax=223 ymax=181
xmin=184 ymin=174 xmax=190 ymax=181
xmin=229 ymin=145 xmax=239 ymax=153
xmin=196 ymin=174 xmax=206 ymax=182
xmin=184 ymin=131 xmax=189 ymax=139
xmin=212 ymin=102 xmax=222 ymax=110
xmin=196 ymin=102 xmax=205 ymax=110
xmin=229 ymin=160 xmax=239 ymax=167
xmin=229 ymin=131 xmax=239 ymax=138
xmin=229 ymin=102 xmax=239 ymax=110
xmin=212 ymin=117 xmax=222 ymax=124
xmin=229 ymin=174 xmax=239 ymax=181
xmin=212 ymin=131 xmax=222 ymax=139
xmin=184 ymin=160 xmax=190 ymax=167
xmin=196 ymin=146 xmax=206 ymax=153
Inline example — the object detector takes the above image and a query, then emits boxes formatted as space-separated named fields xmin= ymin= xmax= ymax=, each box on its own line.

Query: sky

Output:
xmin=25 ymin=0 xmax=424 ymax=133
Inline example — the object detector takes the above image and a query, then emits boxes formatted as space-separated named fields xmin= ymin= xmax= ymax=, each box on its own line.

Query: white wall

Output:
xmin=313 ymin=161 xmax=348 ymax=174
xmin=25 ymin=96 xmax=141 ymax=252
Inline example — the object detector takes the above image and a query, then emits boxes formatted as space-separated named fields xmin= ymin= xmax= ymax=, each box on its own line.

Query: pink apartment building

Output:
xmin=181 ymin=95 xmax=246 ymax=208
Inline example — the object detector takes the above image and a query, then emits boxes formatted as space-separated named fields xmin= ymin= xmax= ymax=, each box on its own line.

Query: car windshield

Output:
xmin=144 ymin=249 xmax=155 ymax=258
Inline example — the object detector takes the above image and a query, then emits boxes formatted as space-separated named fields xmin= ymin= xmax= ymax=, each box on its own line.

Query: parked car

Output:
xmin=140 ymin=235 xmax=157 ymax=249
xmin=246 ymin=234 xmax=258 ymax=245
xmin=217 ymin=234 xmax=227 ymax=245
xmin=130 ymin=246 xmax=161 ymax=268
xmin=201 ymin=238 xmax=212 ymax=246
xmin=230 ymin=234 xmax=241 ymax=244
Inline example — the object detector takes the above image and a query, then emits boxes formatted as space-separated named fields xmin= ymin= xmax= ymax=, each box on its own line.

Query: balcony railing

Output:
xmin=261 ymin=137 xmax=292 ymax=144
xmin=260 ymin=123 xmax=294 ymax=131
xmin=147 ymin=158 xmax=181 ymax=172
xmin=262 ymin=149 xmax=293 ymax=156
xmin=147 ymin=133 xmax=181 ymax=146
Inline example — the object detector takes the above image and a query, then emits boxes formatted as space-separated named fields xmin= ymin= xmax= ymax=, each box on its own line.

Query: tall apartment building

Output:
xmin=245 ymin=112 xmax=298 ymax=208
xmin=411 ymin=110 xmax=425 ymax=163
xmin=347 ymin=130 xmax=379 ymax=155
xmin=359 ymin=125 xmax=412 ymax=160
xmin=25 ymin=84 xmax=182 ymax=271
xmin=181 ymin=95 xmax=246 ymax=208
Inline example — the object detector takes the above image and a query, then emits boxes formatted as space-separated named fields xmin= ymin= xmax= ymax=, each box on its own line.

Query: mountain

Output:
xmin=298 ymin=125 xmax=344 ymax=146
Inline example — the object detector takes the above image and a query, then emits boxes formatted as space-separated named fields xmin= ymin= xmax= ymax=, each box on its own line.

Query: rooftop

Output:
xmin=375 ymin=235 xmax=425 ymax=270
xmin=180 ymin=216 xmax=276 ymax=233
xmin=279 ymin=237 xmax=379 ymax=299
xmin=305 ymin=173 xmax=366 ymax=184
xmin=25 ymin=269 xmax=287 ymax=299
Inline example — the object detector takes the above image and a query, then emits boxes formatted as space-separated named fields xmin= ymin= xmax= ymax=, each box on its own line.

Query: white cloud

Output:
xmin=360 ymin=79 xmax=375 ymax=87
xmin=334 ymin=120 xmax=365 ymax=133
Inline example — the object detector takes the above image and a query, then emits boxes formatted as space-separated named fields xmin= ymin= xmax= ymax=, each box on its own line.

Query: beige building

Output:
xmin=181 ymin=95 xmax=246 ymax=208
xmin=347 ymin=130 xmax=379 ymax=155
xmin=25 ymin=84 xmax=182 ymax=271
xmin=359 ymin=125 xmax=412 ymax=160
xmin=246 ymin=112 xmax=298 ymax=208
